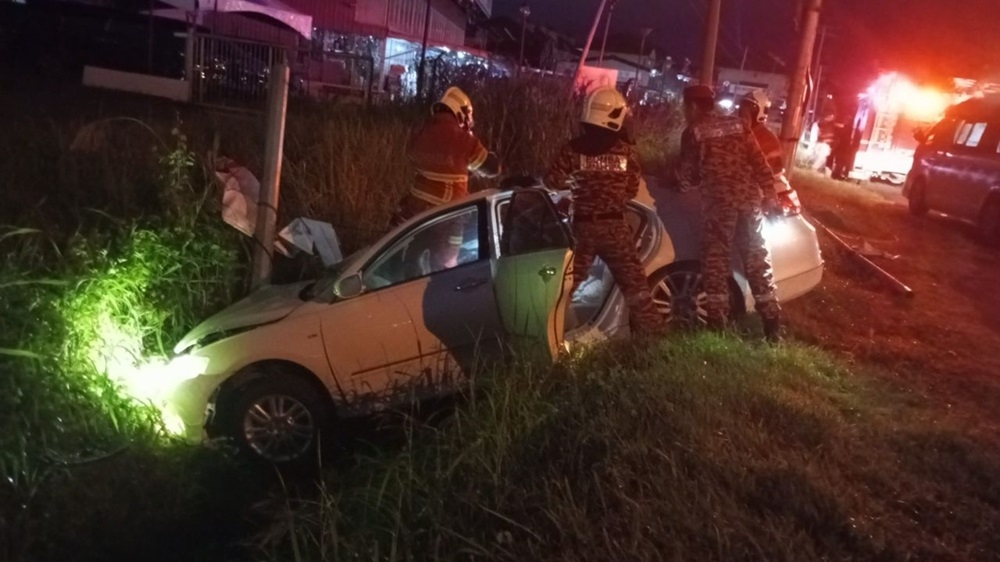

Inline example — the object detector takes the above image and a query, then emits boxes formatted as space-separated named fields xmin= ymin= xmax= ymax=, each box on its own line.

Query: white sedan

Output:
xmin=161 ymin=179 xmax=823 ymax=464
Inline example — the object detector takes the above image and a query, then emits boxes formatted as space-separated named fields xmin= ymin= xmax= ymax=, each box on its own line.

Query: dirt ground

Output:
xmin=785 ymin=171 xmax=1000 ymax=442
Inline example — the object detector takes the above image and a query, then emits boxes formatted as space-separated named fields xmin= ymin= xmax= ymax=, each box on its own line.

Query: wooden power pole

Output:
xmin=780 ymin=0 xmax=823 ymax=172
xmin=700 ymin=0 xmax=722 ymax=86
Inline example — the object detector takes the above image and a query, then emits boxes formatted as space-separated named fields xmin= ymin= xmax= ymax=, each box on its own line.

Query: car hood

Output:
xmin=173 ymin=281 xmax=314 ymax=354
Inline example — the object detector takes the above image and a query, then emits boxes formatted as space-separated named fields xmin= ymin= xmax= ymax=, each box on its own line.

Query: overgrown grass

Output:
xmin=252 ymin=334 xmax=1000 ymax=561
xmin=0 ymin=75 xmax=680 ymax=561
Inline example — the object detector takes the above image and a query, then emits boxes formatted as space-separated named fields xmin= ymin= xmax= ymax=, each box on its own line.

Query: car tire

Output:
xmin=978 ymin=197 xmax=1000 ymax=248
xmin=908 ymin=180 xmax=929 ymax=217
xmin=649 ymin=262 xmax=745 ymax=329
xmin=224 ymin=374 xmax=331 ymax=467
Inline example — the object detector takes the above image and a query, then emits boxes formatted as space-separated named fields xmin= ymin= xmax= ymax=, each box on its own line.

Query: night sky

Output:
xmin=494 ymin=0 xmax=1000 ymax=91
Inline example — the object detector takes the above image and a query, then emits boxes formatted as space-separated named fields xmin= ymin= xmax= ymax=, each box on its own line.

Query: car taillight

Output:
xmin=776 ymin=189 xmax=802 ymax=216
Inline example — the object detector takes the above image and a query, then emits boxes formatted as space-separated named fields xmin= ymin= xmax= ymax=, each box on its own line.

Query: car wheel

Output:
xmin=908 ymin=180 xmax=929 ymax=216
xmin=226 ymin=375 xmax=330 ymax=465
xmin=649 ymin=263 xmax=744 ymax=328
xmin=978 ymin=198 xmax=1000 ymax=248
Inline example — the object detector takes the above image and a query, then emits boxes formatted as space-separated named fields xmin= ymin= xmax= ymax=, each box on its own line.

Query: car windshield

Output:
xmin=301 ymin=248 xmax=365 ymax=301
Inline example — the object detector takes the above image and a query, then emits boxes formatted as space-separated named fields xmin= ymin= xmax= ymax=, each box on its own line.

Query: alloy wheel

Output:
xmin=242 ymin=394 xmax=316 ymax=463
xmin=651 ymin=268 xmax=708 ymax=328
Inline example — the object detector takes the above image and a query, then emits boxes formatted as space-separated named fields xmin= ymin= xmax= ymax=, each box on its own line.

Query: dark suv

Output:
xmin=904 ymin=97 xmax=1000 ymax=246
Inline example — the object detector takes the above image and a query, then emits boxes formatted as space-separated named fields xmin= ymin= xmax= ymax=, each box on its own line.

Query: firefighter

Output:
xmin=738 ymin=89 xmax=785 ymax=213
xmin=390 ymin=86 xmax=501 ymax=272
xmin=738 ymin=91 xmax=784 ymax=174
xmin=675 ymin=84 xmax=783 ymax=342
xmin=543 ymin=86 xmax=665 ymax=337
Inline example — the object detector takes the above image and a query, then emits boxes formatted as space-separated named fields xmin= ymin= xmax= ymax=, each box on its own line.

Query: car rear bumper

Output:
xmin=776 ymin=263 xmax=824 ymax=303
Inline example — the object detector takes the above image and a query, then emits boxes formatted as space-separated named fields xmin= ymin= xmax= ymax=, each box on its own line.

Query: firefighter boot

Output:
xmin=762 ymin=314 xmax=783 ymax=344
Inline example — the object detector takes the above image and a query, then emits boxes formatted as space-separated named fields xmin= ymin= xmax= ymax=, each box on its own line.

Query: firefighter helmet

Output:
xmin=433 ymin=86 xmax=475 ymax=129
xmin=581 ymin=86 xmax=629 ymax=132
xmin=740 ymin=90 xmax=771 ymax=122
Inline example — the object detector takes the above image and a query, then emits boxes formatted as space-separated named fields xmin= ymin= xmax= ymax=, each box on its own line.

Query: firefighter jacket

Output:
xmin=407 ymin=113 xmax=491 ymax=206
xmin=544 ymin=128 xmax=642 ymax=217
xmin=676 ymin=113 xmax=774 ymax=208
xmin=751 ymin=122 xmax=785 ymax=176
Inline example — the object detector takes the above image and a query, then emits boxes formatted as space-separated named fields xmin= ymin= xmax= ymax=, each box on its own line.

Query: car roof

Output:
xmin=947 ymin=96 xmax=1000 ymax=120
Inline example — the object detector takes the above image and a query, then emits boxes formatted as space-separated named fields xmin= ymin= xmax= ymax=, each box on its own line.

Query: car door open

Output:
xmin=494 ymin=188 xmax=575 ymax=360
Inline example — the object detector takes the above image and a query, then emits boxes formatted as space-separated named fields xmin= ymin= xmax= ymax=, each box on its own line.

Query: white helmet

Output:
xmin=740 ymin=89 xmax=771 ymax=122
xmin=581 ymin=86 xmax=629 ymax=131
xmin=433 ymin=86 xmax=474 ymax=129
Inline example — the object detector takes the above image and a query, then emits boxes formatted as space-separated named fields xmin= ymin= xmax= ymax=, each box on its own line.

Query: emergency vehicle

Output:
xmin=847 ymin=72 xmax=959 ymax=185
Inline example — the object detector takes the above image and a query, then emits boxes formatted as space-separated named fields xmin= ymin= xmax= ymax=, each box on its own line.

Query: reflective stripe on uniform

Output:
xmin=409 ymin=186 xmax=453 ymax=206
xmin=448 ymin=235 xmax=463 ymax=246
xmin=705 ymin=293 xmax=729 ymax=305
xmin=417 ymin=169 xmax=468 ymax=183
xmin=468 ymin=145 xmax=489 ymax=171
xmin=579 ymin=153 xmax=628 ymax=172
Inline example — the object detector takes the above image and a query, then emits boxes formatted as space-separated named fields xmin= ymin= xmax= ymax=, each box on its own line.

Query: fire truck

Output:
xmin=846 ymin=72 xmax=958 ymax=185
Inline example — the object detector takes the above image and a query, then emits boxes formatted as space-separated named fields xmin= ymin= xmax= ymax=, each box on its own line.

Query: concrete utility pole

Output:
xmin=251 ymin=60 xmax=290 ymax=290
xmin=572 ymin=0 xmax=609 ymax=90
xmin=700 ymin=0 xmax=722 ymax=86
xmin=780 ymin=0 xmax=823 ymax=172
xmin=807 ymin=25 xmax=828 ymax=123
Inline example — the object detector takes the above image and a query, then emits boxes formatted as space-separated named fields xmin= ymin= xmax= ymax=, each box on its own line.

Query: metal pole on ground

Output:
xmin=572 ymin=0 xmax=608 ymax=92
xmin=780 ymin=0 xmax=823 ymax=173
xmin=251 ymin=60 xmax=290 ymax=290
xmin=700 ymin=0 xmax=721 ymax=86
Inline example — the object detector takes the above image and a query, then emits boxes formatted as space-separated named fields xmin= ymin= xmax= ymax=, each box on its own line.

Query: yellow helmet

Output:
xmin=433 ymin=86 xmax=474 ymax=129
xmin=581 ymin=86 xmax=629 ymax=131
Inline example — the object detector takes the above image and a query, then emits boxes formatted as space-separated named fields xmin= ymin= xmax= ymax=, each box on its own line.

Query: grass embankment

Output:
xmin=255 ymin=334 xmax=1000 ymax=561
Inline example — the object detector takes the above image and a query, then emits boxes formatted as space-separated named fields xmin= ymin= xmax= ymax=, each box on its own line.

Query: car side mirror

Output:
xmin=333 ymin=272 xmax=364 ymax=299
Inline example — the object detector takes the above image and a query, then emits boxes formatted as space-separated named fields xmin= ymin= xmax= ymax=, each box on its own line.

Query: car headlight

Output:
xmin=122 ymin=354 xmax=210 ymax=403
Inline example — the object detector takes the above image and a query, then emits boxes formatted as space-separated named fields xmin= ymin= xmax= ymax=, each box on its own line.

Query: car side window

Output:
xmin=497 ymin=190 xmax=573 ymax=256
xmin=954 ymin=121 xmax=973 ymax=146
xmin=362 ymin=206 xmax=481 ymax=290
xmin=964 ymin=122 xmax=988 ymax=148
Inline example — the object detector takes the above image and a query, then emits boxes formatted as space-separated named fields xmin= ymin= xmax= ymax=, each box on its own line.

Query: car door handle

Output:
xmin=538 ymin=266 xmax=557 ymax=280
xmin=454 ymin=277 xmax=488 ymax=292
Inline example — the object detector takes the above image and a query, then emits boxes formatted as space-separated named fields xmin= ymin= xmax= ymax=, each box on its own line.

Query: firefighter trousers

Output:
xmin=701 ymin=203 xmax=780 ymax=325
xmin=571 ymin=220 xmax=665 ymax=336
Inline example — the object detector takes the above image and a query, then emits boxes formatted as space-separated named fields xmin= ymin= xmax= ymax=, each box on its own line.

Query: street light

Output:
xmin=598 ymin=0 xmax=617 ymax=64
xmin=518 ymin=3 xmax=531 ymax=77
xmin=634 ymin=27 xmax=652 ymax=85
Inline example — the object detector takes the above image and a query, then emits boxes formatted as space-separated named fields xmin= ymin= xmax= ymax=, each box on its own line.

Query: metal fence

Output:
xmin=191 ymin=34 xmax=376 ymax=110
xmin=192 ymin=34 xmax=284 ymax=109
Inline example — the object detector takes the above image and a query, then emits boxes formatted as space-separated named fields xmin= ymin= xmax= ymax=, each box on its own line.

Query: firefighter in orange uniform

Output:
xmin=738 ymin=90 xmax=785 ymax=177
xmin=390 ymin=86 xmax=501 ymax=271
